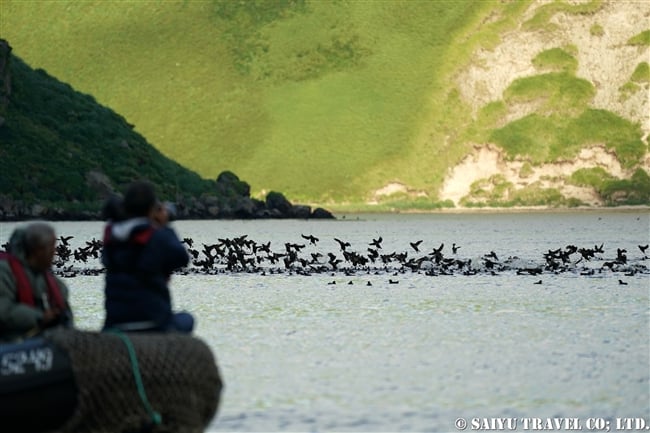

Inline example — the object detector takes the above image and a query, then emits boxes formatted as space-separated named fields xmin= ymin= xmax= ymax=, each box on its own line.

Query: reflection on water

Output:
xmin=2 ymin=211 xmax=649 ymax=431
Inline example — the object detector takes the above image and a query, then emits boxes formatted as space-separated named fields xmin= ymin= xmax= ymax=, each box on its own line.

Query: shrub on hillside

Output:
xmin=631 ymin=62 xmax=649 ymax=83
xmin=627 ymin=30 xmax=650 ymax=46
xmin=504 ymin=72 xmax=594 ymax=114
xmin=532 ymin=48 xmax=578 ymax=74
xmin=601 ymin=169 xmax=650 ymax=205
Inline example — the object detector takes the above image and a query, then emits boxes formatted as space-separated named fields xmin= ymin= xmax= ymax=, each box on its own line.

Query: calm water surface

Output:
xmin=2 ymin=211 xmax=649 ymax=432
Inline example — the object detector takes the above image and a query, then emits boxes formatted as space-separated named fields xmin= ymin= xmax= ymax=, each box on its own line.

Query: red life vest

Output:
xmin=0 ymin=252 xmax=66 ymax=311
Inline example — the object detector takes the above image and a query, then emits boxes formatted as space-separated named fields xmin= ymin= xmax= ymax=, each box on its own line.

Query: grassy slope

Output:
xmin=1 ymin=0 xmax=647 ymax=206
xmin=0 ymin=0 xmax=519 ymax=203
xmin=0 ymin=53 xmax=219 ymax=208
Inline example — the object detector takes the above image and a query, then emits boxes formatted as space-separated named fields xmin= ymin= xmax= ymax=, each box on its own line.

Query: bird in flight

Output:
xmin=409 ymin=240 xmax=423 ymax=252
xmin=58 ymin=235 xmax=74 ymax=246
xmin=334 ymin=238 xmax=351 ymax=251
xmin=301 ymin=234 xmax=319 ymax=245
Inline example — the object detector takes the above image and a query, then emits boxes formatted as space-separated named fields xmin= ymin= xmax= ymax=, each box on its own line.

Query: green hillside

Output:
xmin=1 ymin=0 xmax=648 ymax=208
xmin=0 ymin=51 xmax=215 ymax=201
xmin=0 ymin=0 xmax=522 ymax=202
xmin=0 ymin=41 xmax=303 ymax=220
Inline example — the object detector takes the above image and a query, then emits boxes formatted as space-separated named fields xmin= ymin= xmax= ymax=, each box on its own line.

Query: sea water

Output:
xmin=1 ymin=211 xmax=648 ymax=432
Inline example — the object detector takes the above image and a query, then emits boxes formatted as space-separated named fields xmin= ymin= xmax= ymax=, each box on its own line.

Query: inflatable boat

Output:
xmin=0 ymin=329 xmax=223 ymax=433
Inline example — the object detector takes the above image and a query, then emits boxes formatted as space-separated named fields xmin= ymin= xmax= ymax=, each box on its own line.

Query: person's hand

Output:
xmin=40 ymin=308 xmax=61 ymax=328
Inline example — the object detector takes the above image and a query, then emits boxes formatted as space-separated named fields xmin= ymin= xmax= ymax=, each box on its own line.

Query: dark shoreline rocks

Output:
xmin=0 ymin=192 xmax=335 ymax=222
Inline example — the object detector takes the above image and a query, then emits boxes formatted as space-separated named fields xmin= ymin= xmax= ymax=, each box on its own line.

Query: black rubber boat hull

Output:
xmin=0 ymin=330 xmax=222 ymax=433
xmin=0 ymin=337 xmax=77 ymax=432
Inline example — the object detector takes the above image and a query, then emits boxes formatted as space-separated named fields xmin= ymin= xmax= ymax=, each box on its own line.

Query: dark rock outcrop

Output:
xmin=0 ymin=185 xmax=334 ymax=222
xmin=311 ymin=207 xmax=334 ymax=219
xmin=0 ymin=173 xmax=335 ymax=221
xmin=266 ymin=191 xmax=293 ymax=215
xmin=216 ymin=170 xmax=250 ymax=198
xmin=291 ymin=205 xmax=312 ymax=219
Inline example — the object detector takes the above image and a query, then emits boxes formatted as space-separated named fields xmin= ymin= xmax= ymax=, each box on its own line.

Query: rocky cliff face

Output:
xmin=457 ymin=0 xmax=649 ymax=135
xmin=440 ymin=0 xmax=650 ymax=207
xmin=440 ymin=144 xmax=632 ymax=206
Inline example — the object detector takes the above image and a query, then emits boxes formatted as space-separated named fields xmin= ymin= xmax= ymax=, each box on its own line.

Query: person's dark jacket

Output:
xmin=102 ymin=218 xmax=189 ymax=330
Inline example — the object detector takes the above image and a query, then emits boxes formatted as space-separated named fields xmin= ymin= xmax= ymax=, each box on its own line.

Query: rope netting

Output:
xmin=46 ymin=329 xmax=222 ymax=433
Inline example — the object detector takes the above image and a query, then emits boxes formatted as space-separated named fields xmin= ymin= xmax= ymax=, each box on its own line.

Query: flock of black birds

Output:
xmin=7 ymin=233 xmax=647 ymax=284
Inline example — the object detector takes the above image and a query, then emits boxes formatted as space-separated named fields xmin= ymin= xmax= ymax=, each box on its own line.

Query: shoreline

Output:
xmin=320 ymin=204 xmax=650 ymax=216
xmin=0 ymin=205 xmax=648 ymax=224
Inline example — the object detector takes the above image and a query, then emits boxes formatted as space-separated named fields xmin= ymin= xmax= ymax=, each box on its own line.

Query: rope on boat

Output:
xmin=107 ymin=328 xmax=163 ymax=428
xmin=47 ymin=328 xmax=222 ymax=432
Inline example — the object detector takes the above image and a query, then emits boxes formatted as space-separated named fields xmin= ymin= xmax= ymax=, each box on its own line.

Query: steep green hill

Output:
xmin=0 ymin=45 xmax=221 ymax=212
xmin=0 ymin=40 xmax=327 ymax=220
xmin=1 ymin=0 xmax=648 ymax=208
xmin=0 ymin=55 xmax=214 ymax=201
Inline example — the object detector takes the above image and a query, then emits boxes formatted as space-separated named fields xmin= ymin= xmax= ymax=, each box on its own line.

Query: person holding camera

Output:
xmin=102 ymin=180 xmax=194 ymax=333
xmin=0 ymin=222 xmax=74 ymax=342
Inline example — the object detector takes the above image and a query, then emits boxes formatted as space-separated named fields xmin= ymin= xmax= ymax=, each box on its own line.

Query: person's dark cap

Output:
xmin=102 ymin=194 xmax=126 ymax=221
xmin=123 ymin=180 xmax=157 ymax=218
